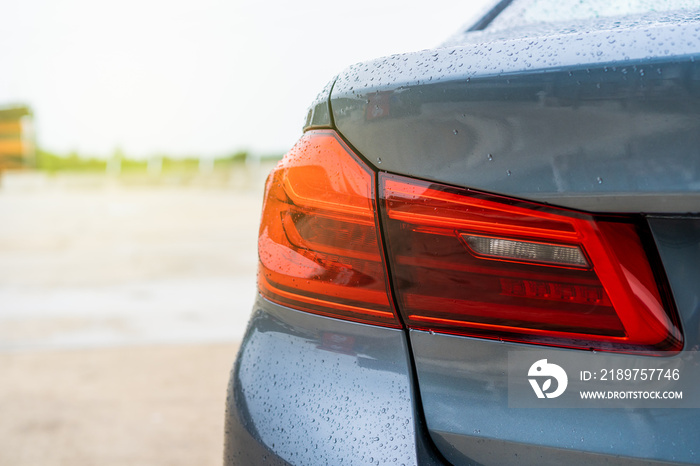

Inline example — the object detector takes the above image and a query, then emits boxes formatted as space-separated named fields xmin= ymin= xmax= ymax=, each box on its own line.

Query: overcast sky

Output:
xmin=1 ymin=0 xmax=492 ymax=158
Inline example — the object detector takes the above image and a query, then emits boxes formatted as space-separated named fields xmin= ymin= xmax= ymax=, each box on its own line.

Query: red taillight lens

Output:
xmin=257 ymin=132 xmax=681 ymax=352
xmin=379 ymin=174 xmax=682 ymax=351
xmin=257 ymin=130 xmax=399 ymax=327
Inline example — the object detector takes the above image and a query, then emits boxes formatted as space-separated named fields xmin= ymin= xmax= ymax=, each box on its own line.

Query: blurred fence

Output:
xmin=0 ymin=160 xmax=279 ymax=193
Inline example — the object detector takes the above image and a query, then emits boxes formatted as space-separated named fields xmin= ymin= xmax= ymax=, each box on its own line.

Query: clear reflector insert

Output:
xmin=462 ymin=234 xmax=590 ymax=268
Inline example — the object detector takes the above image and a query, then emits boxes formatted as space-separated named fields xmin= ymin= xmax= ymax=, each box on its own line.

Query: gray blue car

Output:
xmin=224 ymin=0 xmax=700 ymax=464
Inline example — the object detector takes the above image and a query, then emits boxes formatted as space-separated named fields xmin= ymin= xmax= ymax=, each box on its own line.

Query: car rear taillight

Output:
xmin=258 ymin=131 xmax=682 ymax=352
xmin=379 ymin=174 xmax=682 ymax=351
xmin=257 ymin=130 xmax=400 ymax=327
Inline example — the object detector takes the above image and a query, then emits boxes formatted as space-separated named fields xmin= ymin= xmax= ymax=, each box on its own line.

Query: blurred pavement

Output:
xmin=0 ymin=174 xmax=264 ymax=350
xmin=0 ymin=172 xmax=268 ymax=465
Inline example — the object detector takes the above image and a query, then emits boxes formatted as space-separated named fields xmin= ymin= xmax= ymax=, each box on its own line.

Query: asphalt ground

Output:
xmin=0 ymin=343 xmax=238 ymax=466
xmin=0 ymin=174 xmax=265 ymax=465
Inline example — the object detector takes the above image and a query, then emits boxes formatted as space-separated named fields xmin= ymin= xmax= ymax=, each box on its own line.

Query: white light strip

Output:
xmin=462 ymin=234 xmax=589 ymax=268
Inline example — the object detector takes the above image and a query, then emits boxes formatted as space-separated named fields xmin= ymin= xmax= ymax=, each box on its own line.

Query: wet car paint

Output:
xmin=226 ymin=3 xmax=700 ymax=464
xmin=225 ymin=221 xmax=700 ymax=466
xmin=225 ymin=296 xmax=445 ymax=465
xmin=331 ymin=14 xmax=700 ymax=213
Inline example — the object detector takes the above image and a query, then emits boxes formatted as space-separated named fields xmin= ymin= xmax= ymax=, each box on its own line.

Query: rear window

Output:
xmin=488 ymin=0 xmax=700 ymax=30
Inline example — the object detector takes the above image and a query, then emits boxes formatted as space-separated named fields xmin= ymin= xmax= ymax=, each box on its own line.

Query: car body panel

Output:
xmin=225 ymin=296 xmax=440 ymax=465
xmin=303 ymin=78 xmax=335 ymax=130
xmin=649 ymin=216 xmax=700 ymax=346
xmin=226 ymin=4 xmax=700 ymax=465
xmin=410 ymin=336 xmax=699 ymax=466
xmin=331 ymin=15 xmax=700 ymax=213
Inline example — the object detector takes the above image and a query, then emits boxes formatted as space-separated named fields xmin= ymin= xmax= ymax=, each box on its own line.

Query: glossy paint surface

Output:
xmin=410 ymin=333 xmax=699 ymax=465
xmin=226 ymin=4 xmax=700 ymax=465
xmin=224 ymin=296 xmax=424 ymax=465
xmin=331 ymin=13 xmax=700 ymax=213
xmin=303 ymin=78 xmax=334 ymax=130
xmin=649 ymin=216 xmax=700 ymax=352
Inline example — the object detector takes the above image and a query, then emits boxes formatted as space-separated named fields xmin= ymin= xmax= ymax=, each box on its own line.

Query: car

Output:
xmin=224 ymin=0 xmax=700 ymax=464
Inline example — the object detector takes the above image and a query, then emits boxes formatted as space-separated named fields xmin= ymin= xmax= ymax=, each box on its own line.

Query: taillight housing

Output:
xmin=379 ymin=174 xmax=682 ymax=352
xmin=257 ymin=130 xmax=399 ymax=327
xmin=257 ymin=130 xmax=682 ymax=352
